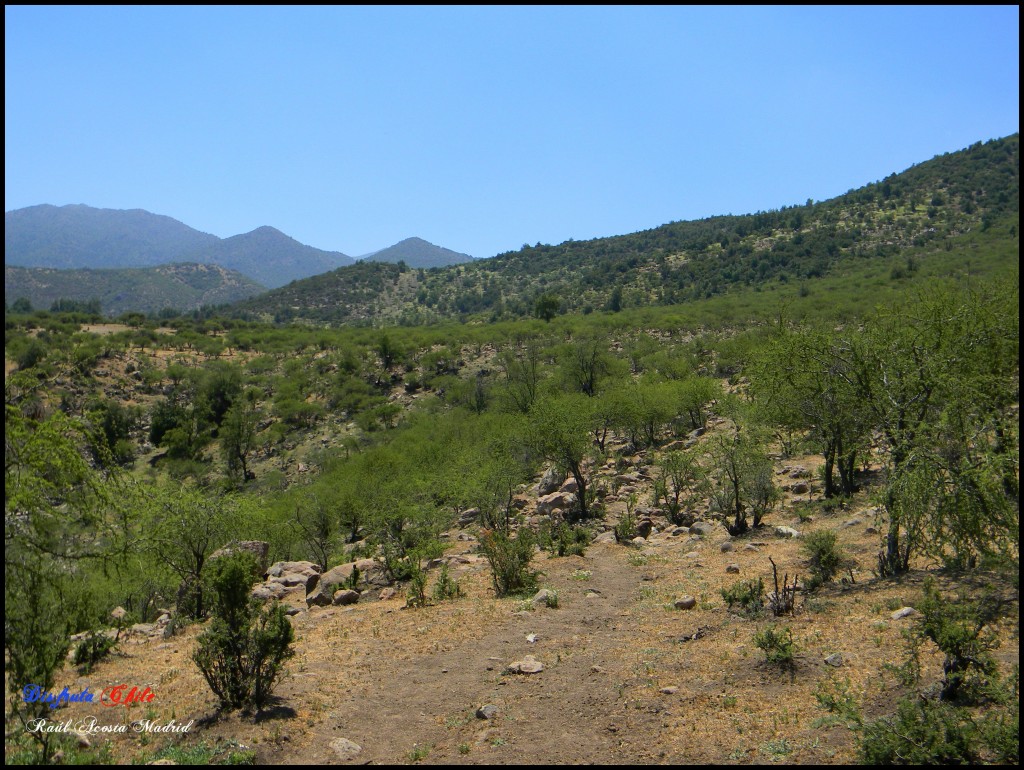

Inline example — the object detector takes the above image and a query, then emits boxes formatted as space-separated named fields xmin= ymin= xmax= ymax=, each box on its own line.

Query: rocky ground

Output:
xmin=35 ymin=444 xmax=1020 ymax=766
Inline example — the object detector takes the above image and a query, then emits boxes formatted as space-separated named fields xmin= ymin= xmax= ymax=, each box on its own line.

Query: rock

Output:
xmin=789 ymin=482 xmax=810 ymax=495
xmin=319 ymin=563 xmax=358 ymax=592
xmin=267 ymin=561 xmax=321 ymax=593
xmin=670 ymin=527 xmax=689 ymax=536
xmin=559 ymin=478 xmax=579 ymax=494
xmin=631 ymin=536 xmax=647 ymax=546
xmin=506 ymin=656 xmax=544 ymax=674
xmin=329 ymin=738 xmax=362 ymax=761
xmin=774 ymin=526 xmax=801 ymax=539
xmin=725 ymin=564 xmax=741 ymax=574
xmin=305 ymin=586 xmax=334 ymax=607
xmin=843 ymin=518 xmax=863 ymax=528
xmin=689 ymin=521 xmax=730 ymax=541
xmin=720 ymin=541 xmax=734 ymax=553
xmin=476 ymin=704 xmax=499 ymax=720
xmin=332 ymin=589 xmax=360 ymax=606
xmin=209 ymin=541 xmax=270 ymax=576
xmin=635 ymin=519 xmax=654 ymax=539
xmin=458 ymin=507 xmax=481 ymax=527
xmin=743 ymin=544 xmax=760 ymax=552
xmin=77 ymin=733 xmax=91 ymax=749
xmin=536 ymin=466 xmax=565 ymax=495
xmin=536 ymin=491 xmax=577 ymax=515
xmin=865 ymin=526 xmax=879 ymax=535
xmin=378 ymin=587 xmax=399 ymax=600
xmin=251 ymin=583 xmax=289 ymax=602
xmin=674 ymin=596 xmax=697 ymax=610
xmin=593 ymin=531 xmax=617 ymax=544
xmin=824 ymin=653 xmax=844 ymax=667
xmin=659 ymin=686 xmax=679 ymax=695
xmin=891 ymin=607 xmax=919 ymax=620
xmin=532 ymin=588 xmax=557 ymax=607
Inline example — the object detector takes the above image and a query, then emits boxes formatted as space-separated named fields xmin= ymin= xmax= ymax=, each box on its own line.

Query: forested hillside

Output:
xmin=232 ymin=134 xmax=1018 ymax=326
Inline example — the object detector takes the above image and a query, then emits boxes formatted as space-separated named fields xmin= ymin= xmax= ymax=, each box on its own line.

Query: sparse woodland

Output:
xmin=4 ymin=136 xmax=1019 ymax=765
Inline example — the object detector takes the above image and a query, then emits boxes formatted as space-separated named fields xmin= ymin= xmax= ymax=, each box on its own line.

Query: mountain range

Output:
xmin=4 ymin=204 xmax=475 ymax=289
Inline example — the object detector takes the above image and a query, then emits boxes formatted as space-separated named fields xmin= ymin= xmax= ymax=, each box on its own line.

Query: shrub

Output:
xmin=541 ymin=522 xmax=590 ymax=557
xmin=406 ymin=563 xmax=429 ymax=608
xmin=753 ymin=624 xmax=796 ymax=669
xmin=432 ymin=564 xmax=463 ymax=601
xmin=801 ymin=530 xmax=845 ymax=589
xmin=72 ymin=630 xmax=118 ymax=673
xmin=721 ymin=578 xmax=765 ymax=617
xmin=860 ymin=697 xmax=979 ymax=765
xmin=479 ymin=528 xmax=539 ymax=597
xmin=192 ymin=552 xmax=294 ymax=714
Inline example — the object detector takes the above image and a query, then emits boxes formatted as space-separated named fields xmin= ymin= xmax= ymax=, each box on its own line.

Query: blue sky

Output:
xmin=5 ymin=5 xmax=1019 ymax=260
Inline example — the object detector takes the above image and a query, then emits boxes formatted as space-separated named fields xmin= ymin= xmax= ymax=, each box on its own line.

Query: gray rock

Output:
xmin=659 ymin=686 xmax=679 ymax=695
xmin=532 ymin=588 xmax=557 ymax=607
xmin=593 ymin=531 xmax=617 ymax=544
xmin=774 ymin=526 xmax=801 ymax=539
xmin=506 ymin=656 xmax=544 ymax=674
xmin=743 ymin=544 xmax=760 ymax=552
xmin=720 ymin=541 xmax=734 ymax=552
xmin=891 ymin=607 xmax=919 ymax=620
xmin=674 ymin=596 xmax=697 ymax=610
xmin=536 ymin=466 xmax=565 ymax=495
xmin=332 ymin=589 xmax=360 ymax=606
xmin=789 ymin=482 xmax=810 ymax=495
xmin=476 ymin=704 xmax=499 ymax=720
xmin=824 ymin=653 xmax=844 ymax=667
xmin=329 ymin=738 xmax=362 ymax=761
xmin=725 ymin=563 xmax=740 ymax=574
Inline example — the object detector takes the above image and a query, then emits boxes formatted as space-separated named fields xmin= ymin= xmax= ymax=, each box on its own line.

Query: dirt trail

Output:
xmin=270 ymin=544 xmax=671 ymax=765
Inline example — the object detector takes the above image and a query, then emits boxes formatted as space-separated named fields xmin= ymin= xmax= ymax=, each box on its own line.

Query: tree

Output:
xmin=703 ymin=427 xmax=778 ymax=535
xmin=221 ymin=391 xmax=261 ymax=484
xmin=498 ymin=340 xmax=544 ymax=413
xmin=534 ymin=293 xmax=560 ymax=322
xmin=528 ymin=394 xmax=595 ymax=520
xmin=561 ymin=337 xmax=616 ymax=397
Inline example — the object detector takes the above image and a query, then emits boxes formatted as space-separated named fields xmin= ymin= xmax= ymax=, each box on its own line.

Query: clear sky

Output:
xmin=5 ymin=5 xmax=1019 ymax=260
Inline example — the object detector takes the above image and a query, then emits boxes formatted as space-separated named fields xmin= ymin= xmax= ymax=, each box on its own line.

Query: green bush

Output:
xmin=540 ymin=522 xmax=590 ymax=557
xmin=721 ymin=578 xmax=765 ymax=617
xmin=192 ymin=552 xmax=295 ymax=714
xmin=860 ymin=697 xmax=979 ymax=765
xmin=753 ymin=624 xmax=796 ymax=669
xmin=72 ymin=630 xmax=118 ymax=673
xmin=801 ymin=529 xmax=845 ymax=589
xmin=480 ymin=528 xmax=539 ymax=597
xmin=432 ymin=564 xmax=463 ymax=601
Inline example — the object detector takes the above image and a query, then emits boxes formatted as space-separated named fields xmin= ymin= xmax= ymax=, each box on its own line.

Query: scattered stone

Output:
xmin=559 ymin=478 xmax=579 ymax=494
xmin=659 ymin=686 xmax=679 ymax=695
xmin=506 ymin=656 xmax=544 ymax=674
xmin=743 ymin=544 xmax=760 ymax=552
xmin=790 ymin=482 xmax=810 ymax=495
xmin=526 ymin=633 xmax=538 ymax=643
xmin=670 ymin=527 xmax=689 ymax=537
xmin=725 ymin=564 xmax=740 ymax=574
xmin=824 ymin=653 xmax=844 ymax=668
xmin=532 ymin=589 xmax=556 ymax=607
xmin=843 ymin=518 xmax=863 ymax=528
xmin=591 ymin=665 xmax=606 ymax=674
xmin=476 ymin=704 xmax=499 ymax=720
xmin=865 ymin=526 xmax=879 ymax=535
xmin=674 ymin=596 xmax=697 ymax=611
xmin=684 ymin=551 xmax=700 ymax=559
xmin=77 ymin=734 xmax=91 ymax=749
xmin=332 ymin=589 xmax=360 ymax=606
xmin=536 ymin=466 xmax=565 ymax=495
xmin=891 ymin=607 xmax=919 ymax=620
xmin=774 ymin=526 xmax=801 ymax=539
xmin=329 ymin=738 xmax=362 ymax=761
xmin=378 ymin=587 xmax=398 ymax=601
xmin=593 ymin=531 xmax=617 ymax=544
xmin=720 ymin=541 xmax=734 ymax=553
xmin=284 ymin=606 xmax=303 ymax=616
xmin=631 ymin=536 xmax=647 ymax=546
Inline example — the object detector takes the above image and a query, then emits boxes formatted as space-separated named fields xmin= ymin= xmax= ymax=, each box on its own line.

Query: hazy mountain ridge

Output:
xmin=360 ymin=237 xmax=473 ymax=268
xmin=5 ymin=262 xmax=265 ymax=317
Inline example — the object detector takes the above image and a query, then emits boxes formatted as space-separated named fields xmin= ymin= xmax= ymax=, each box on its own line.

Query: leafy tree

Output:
xmin=528 ymin=394 xmax=595 ymax=520
xmin=703 ymin=427 xmax=778 ymax=535
xmin=221 ymin=391 xmax=261 ymax=485
xmin=498 ymin=340 xmax=545 ymax=413
xmin=561 ymin=337 xmax=616 ymax=397
xmin=534 ymin=293 xmax=561 ymax=322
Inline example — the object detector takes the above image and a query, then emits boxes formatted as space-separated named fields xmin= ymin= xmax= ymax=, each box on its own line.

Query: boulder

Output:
xmin=774 ymin=526 xmax=802 ymax=539
xmin=536 ymin=492 xmax=577 ymax=516
xmin=332 ymin=589 xmax=360 ymax=606
xmin=536 ymin=466 xmax=565 ymax=495
xmin=209 ymin=540 xmax=270 ymax=575
xmin=674 ymin=596 xmax=697 ymax=610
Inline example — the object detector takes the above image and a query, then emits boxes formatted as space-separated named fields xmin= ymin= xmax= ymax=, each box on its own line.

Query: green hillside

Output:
xmin=4 ymin=262 xmax=266 ymax=317
xmin=231 ymin=134 xmax=1018 ymax=326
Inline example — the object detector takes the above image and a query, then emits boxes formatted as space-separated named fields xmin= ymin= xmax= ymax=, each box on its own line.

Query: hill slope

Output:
xmin=231 ymin=134 xmax=1019 ymax=326
xmin=4 ymin=262 xmax=265 ymax=317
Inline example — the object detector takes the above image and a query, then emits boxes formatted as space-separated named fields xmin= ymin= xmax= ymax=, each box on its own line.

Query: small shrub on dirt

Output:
xmin=192 ymin=552 xmax=295 ymax=714
xmin=431 ymin=564 xmax=463 ymax=601
xmin=721 ymin=578 xmax=765 ymax=617
xmin=753 ymin=624 xmax=796 ymax=669
xmin=540 ymin=522 xmax=590 ymax=557
xmin=480 ymin=528 xmax=539 ymax=597
xmin=615 ymin=512 xmax=638 ymax=544
xmin=801 ymin=529 xmax=845 ymax=589
xmin=72 ymin=630 xmax=118 ymax=673
xmin=406 ymin=563 xmax=429 ymax=608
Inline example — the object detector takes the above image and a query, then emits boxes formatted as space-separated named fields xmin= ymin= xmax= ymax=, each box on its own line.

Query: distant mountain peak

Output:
xmin=360 ymin=237 xmax=473 ymax=268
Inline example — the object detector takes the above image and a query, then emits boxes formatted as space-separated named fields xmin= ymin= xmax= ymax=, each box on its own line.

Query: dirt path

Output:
xmin=268 ymin=543 xmax=670 ymax=765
